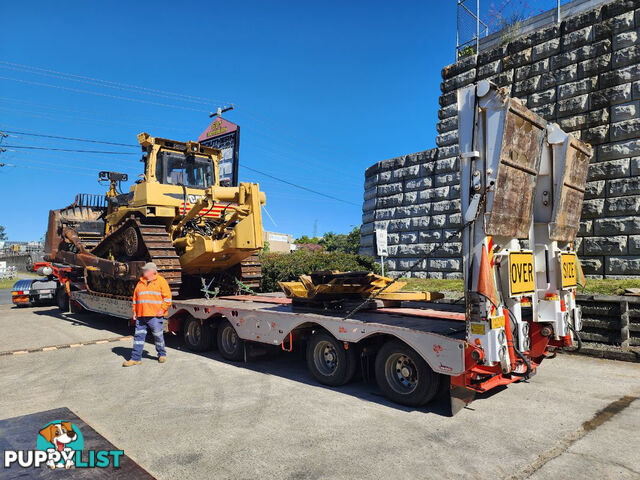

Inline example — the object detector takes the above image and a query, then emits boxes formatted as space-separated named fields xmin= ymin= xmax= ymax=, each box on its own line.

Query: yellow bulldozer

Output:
xmin=44 ymin=132 xmax=266 ymax=298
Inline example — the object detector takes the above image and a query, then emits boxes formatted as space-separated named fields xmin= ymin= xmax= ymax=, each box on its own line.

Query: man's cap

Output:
xmin=142 ymin=262 xmax=158 ymax=272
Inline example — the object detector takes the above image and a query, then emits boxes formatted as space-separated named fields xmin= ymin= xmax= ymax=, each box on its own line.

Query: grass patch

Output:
xmin=400 ymin=278 xmax=464 ymax=294
xmin=399 ymin=277 xmax=640 ymax=296
xmin=0 ymin=273 xmax=38 ymax=290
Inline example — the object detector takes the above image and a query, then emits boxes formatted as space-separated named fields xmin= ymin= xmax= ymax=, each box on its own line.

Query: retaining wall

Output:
xmin=361 ymin=0 xmax=640 ymax=279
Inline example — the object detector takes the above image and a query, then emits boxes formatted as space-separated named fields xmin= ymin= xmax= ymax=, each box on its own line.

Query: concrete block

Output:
xmin=581 ymin=198 xmax=605 ymax=218
xmin=629 ymin=235 xmax=640 ymax=254
xmin=580 ymin=257 xmax=604 ymax=275
xmin=434 ymin=157 xmax=459 ymax=173
xmin=410 ymin=216 xmax=430 ymax=229
xmin=579 ymin=219 xmax=593 ymax=235
xmin=441 ymin=68 xmax=476 ymax=93
xmin=532 ymin=39 xmax=560 ymax=61
xmin=557 ymin=94 xmax=589 ymax=116
xmin=562 ymin=26 xmax=593 ymax=51
xmin=591 ymin=83 xmax=632 ymax=109
xmin=608 ymin=176 xmax=640 ymax=196
xmin=405 ymin=177 xmax=432 ymax=192
xmin=437 ymin=116 xmax=457 ymax=134
xmin=585 ymin=180 xmax=606 ymax=199
xmin=578 ymin=54 xmax=611 ymax=77
xmin=376 ymin=194 xmax=403 ymax=208
xmin=610 ymin=11 xmax=635 ymax=33
xmin=600 ymin=64 xmax=640 ymax=88
xmin=583 ymin=125 xmax=610 ymax=144
xmin=478 ymin=59 xmax=501 ymax=79
xmin=606 ymin=256 xmax=640 ymax=275
xmin=558 ymin=77 xmax=598 ymax=99
xmin=428 ymin=258 xmax=461 ymax=272
xmin=530 ymin=103 xmax=556 ymax=120
xmin=611 ymin=117 xmax=640 ymax=141
xmin=435 ymin=172 xmax=460 ymax=186
xmin=613 ymin=45 xmax=640 ymax=68
xmin=503 ymin=48 xmax=532 ymax=70
xmin=611 ymin=100 xmax=640 ymax=122
xmin=632 ymin=156 xmax=640 ymax=175
xmin=528 ymin=88 xmax=556 ymax=107
xmin=605 ymin=195 xmax=640 ymax=215
xmin=438 ymin=103 xmax=457 ymax=120
xmin=564 ymin=7 xmax=602 ymax=33
xmin=584 ymin=236 xmax=628 ymax=255
xmin=588 ymin=158 xmax=631 ymax=179
xmin=514 ymin=75 xmax=541 ymax=95
xmin=598 ymin=140 xmax=640 ymax=161
xmin=377 ymin=182 xmax=402 ymax=196
xmin=435 ymin=130 xmax=458 ymax=147
xmin=613 ymin=29 xmax=640 ymax=50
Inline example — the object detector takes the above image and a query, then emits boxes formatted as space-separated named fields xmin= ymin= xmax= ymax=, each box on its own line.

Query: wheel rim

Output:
xmin=221 ymin=325 xmax=238 ymax=353
xmin=313 ymin=340 xmax=339 ymax=376
xmin=186 ymin=320 xmax=202 ymax=346
xmin=384 ymin=353 xmax=418 ymax=394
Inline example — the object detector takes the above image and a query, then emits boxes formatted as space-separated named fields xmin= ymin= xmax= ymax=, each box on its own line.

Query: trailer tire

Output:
xmin=216 ymin=320 xmax=244 ymax=361
xmin=56 ymin=286 xmax=69 ymax=312
xmin=306 ymin=332 xmax=356 ymax=387
xmin=183 ymin=317 xmax=211 ymax=352
xmin=375 ymin=340 xmax=440 ymax=407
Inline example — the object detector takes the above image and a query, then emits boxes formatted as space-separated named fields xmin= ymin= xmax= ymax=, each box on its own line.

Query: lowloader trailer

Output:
xmin=63 ymin=81 xmax=590 ymax=414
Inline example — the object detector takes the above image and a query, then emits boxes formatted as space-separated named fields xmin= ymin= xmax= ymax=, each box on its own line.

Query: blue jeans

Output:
xmin=131 ymin=317 xmax=166 ymax=361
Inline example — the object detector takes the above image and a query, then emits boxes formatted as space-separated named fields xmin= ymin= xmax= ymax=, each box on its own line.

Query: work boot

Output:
xmin=158 ymin=356 xmax=167 ymax=364
xmin=122 ymin=360 xmax=141 ymax=367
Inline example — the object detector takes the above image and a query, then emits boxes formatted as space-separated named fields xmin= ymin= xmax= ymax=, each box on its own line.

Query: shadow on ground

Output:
xmin=33 ymin=306 xmax=506 ymax=417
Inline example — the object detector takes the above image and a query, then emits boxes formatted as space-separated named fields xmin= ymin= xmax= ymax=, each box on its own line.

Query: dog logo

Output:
xmin=36 ymin=420 xmax=84 ymax=469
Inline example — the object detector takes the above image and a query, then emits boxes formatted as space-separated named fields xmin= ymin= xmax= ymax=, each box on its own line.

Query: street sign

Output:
xmin=375 ymin=229 xmax=388 ymax=257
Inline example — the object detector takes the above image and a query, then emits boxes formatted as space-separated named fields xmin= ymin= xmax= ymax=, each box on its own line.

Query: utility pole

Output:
xmin=209 ymin=105 xmax=235 ymax=119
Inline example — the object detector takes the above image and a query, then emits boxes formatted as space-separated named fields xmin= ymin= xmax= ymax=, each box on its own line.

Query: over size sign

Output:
xmin=508 ymin=251 xmax=535 ymax=297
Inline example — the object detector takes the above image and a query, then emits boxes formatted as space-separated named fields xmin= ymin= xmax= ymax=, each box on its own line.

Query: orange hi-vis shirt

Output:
xmin=132 ymin=274 xmax=172 ymax=317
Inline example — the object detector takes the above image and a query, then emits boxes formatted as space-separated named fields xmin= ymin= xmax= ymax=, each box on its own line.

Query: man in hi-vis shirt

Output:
xmin=123 ymin=262 xmax=171 ymax=367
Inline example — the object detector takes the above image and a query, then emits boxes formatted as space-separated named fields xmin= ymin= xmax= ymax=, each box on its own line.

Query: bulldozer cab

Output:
xmin=154 ymin=149 xmax=217 ymax=189
xmin=137 ymin=132 xmax=220 ymax=189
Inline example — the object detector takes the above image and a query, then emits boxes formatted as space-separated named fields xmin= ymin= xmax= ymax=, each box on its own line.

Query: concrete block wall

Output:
xmin=361 ymin=0 xmax=640 ymax=279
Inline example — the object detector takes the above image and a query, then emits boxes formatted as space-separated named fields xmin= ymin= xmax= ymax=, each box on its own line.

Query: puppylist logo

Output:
xmin=3 ymin=419 xmax=124 ymax=469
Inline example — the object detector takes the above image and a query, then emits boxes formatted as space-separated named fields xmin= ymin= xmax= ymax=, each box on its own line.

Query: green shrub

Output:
xmin=260 ymin=250 xmax=381 ymax=292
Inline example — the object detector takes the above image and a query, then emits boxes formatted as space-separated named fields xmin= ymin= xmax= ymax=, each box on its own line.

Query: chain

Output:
xmin=342 ymin=189 xmax=488 ymax=321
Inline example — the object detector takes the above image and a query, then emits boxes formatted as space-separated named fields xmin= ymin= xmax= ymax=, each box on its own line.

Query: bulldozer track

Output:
xmin=135 ymin=220 xmax=182 ymax=295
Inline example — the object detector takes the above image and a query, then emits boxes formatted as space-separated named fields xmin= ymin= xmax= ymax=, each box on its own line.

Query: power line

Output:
xmin=0 ymin=75 xmax=208 ymax=113
xmin=2 ymin=129 xmax=138 ymax=147
xmin=0 ymin=60 xmax=231 ymax=106
xmin=3 ymin=144 xmax=139 ymax=155
xmin=241 ymin=164 xmax=360 ymax=206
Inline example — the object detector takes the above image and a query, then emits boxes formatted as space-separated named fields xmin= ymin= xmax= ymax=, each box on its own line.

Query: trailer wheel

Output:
xmin=56 ymin=286 xmax=69 ymax=312
xmin=183 ymin=317 xmax=211 ymax=352
xmin=306 ymin=332 xmax=356 ymax=387
xmin=375 ymin=340 xmax=440 ymax=407
xmin=216 ymin=320 xmax=244 ymax=361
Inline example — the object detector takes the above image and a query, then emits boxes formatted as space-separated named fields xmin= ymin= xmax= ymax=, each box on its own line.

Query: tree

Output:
xmin=319 ymin=227 xmax=361 ymax=254
xmin=295 ymin=235 xmax=321 ymax=245
xmin=0 ymin=225 xmax=7 ymax=241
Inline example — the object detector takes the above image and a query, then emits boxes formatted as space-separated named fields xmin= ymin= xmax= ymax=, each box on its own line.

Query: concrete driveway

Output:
xmin=1 ymin=304 xmax=639 ymax=479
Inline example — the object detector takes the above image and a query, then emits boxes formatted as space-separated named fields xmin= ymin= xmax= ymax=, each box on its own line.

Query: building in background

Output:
xmin=264 ymin=231 xmax=294 ymax=253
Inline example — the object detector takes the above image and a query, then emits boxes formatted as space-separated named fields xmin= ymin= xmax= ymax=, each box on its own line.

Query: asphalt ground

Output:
xmin=1 ymin=304 xmax=639 ymax=479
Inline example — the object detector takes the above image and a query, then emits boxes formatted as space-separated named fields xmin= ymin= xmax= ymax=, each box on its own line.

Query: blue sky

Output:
xmin=0 ymin=0 xmax=462 ymax=241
